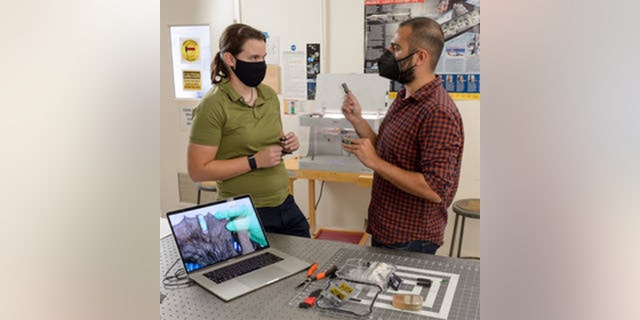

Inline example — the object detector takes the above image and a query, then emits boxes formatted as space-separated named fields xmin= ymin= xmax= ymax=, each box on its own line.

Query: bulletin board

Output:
xmin=169 ymin=25 xmax=212 ymax=100
xmin=364 ymin=0 xmax=480 ymax=100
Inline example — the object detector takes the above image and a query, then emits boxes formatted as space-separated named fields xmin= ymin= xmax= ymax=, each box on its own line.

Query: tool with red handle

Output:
xmin=298 ymin=289 xmax=322 ymax=308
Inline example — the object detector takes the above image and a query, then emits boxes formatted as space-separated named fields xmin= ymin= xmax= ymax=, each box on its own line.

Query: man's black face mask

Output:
xmin=377 ymin=50 xmax=417 ymax=84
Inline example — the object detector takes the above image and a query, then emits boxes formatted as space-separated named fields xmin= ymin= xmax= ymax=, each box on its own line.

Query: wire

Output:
xmin=163 ymin=258 xmax=195 ymax=289
xmin=314 ymin=181 xmax=325 ymax=211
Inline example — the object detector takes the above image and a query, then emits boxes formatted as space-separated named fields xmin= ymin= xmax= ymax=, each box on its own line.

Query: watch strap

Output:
xmin=247 ymin=155 xmax=257 ymax=170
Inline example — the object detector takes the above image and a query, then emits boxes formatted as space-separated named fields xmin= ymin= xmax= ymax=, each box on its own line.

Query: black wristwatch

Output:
xmin=247 ymin=155 xmax=257 ymax=170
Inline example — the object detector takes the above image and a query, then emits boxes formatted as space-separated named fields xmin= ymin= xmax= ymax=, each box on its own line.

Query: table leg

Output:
xmin=288 ymin=177 xmax=295 ymax=196
xmin=449 ymin=213 xmax=460 ymax=257
xmin=457 ymin=216 xmax=466 ymax=258
xmin=308 ymin=179 xmax=316 ymax=233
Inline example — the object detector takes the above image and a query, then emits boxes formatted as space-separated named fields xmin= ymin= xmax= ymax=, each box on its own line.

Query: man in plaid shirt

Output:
xmin=342 ymin=17 xmax=464 ymax=254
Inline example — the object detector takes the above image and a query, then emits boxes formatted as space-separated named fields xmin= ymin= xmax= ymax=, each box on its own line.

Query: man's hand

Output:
xmin=341 ymin=138 xmax=381 ymax=170
xmin=341 ymin=92 xmax=364 ymax=125
xmin=213 ymin=206 xmax=267 ymax=247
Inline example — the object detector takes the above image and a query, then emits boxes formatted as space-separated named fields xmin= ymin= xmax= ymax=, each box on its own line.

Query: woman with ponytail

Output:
xmin=187 ymin=23 xmax=310 ymax=239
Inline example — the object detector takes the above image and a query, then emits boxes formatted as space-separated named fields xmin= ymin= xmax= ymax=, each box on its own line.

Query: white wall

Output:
xmin=160 ymin=0 xmax=235 ymax=215
xmin=160 ymin=0 xmax=480 ymax=256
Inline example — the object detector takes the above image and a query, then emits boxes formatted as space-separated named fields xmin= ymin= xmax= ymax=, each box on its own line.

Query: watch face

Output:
xmin=181 ymin=39 xmax=200 ymax=62
xmin=248 ymin=155 xmax=257 ymax=169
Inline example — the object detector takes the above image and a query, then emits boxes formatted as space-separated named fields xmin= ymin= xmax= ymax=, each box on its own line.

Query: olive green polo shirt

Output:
xmin=190 ymin=80 xmax=288 ymax=208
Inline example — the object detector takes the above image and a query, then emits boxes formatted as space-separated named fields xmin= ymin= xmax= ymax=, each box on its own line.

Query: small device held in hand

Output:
xmin=341 ymin=82 xmax=350 ymax=94
xmin=280 ymin=136 xmax=292 ymax=154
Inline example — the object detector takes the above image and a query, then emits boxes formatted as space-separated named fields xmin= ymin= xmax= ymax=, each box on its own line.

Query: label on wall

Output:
xmin=180 ymin=106 xmax=194 ymax=131
xmin=282 ymin=50 xmax=307 ymax=100
xmin=183 ymin=70 xmax=202 ymax=90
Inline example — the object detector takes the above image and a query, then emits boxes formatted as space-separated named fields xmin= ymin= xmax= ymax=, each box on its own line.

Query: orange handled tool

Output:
xmin=307 ymin=263 xmax=318 ymax=277
xmin=295 ymin=264 xmax=337 ymax=292
xmin=313 ymin=265 xmax=337 ymax=281
xmin=295 ymin=263 xmax=318 ymax=289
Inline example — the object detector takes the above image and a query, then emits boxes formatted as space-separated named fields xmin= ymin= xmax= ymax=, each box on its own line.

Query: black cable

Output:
xmin=314 ymin=181 xmax=325 ymax=211
xmin=163 ymin=258 xmax=195 ymax=289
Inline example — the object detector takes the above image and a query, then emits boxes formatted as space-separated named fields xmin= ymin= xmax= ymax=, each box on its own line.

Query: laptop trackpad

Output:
xmin=237 ymin=266 xmax=286 ymax=287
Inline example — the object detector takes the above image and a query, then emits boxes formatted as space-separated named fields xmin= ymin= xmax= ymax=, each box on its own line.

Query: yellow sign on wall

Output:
xmin=181 ymin=39 xmax=200 ymax=62
xmin=183 ymin=70 xmax=201 ymax=90
xmin=448 ymin=93 xmax=480 ymax=100
xmin=388 ymin=91 xmax=479 ymax=101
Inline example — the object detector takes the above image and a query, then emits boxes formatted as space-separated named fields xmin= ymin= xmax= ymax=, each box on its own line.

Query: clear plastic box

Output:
xmin=335 ymin=258 xmax=396 ymax=290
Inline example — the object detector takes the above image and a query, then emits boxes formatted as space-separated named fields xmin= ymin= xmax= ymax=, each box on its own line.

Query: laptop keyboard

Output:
xmin=203 ymin=252 xmax=283 ymax=284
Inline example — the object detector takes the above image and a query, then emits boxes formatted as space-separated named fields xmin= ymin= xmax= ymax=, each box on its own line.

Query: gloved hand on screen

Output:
xmin=213 ymin=206 xmax=267 ymax=247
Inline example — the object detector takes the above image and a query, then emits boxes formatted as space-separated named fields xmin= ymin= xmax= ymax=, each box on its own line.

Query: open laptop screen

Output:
xmin=167 ymin=195 xmax=270 ymax=273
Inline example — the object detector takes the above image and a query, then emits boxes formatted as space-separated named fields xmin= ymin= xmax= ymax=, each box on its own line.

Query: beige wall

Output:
xmin=160 ymin=0 xmax=235 ymax=215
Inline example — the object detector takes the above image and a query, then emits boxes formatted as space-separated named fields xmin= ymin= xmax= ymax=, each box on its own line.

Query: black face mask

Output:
xmin=377 ymin=50 xmax=417 ymax=84
xmin=231 ymin=58 xmax=266 ymax=87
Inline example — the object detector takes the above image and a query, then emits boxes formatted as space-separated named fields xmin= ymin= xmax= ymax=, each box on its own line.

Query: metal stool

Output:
xmin=196 ymin=181 xmax=217 ymax=205
xmin=448 ymin=198 xmax=480 ymax=259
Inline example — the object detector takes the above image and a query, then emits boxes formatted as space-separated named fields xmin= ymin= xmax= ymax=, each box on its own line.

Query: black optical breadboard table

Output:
xmin=161 ymin=234 xmax=479 ymax=320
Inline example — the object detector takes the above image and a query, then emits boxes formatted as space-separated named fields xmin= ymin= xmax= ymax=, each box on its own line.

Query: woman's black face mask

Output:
xmin=231 ymin=58 xmax=267 ymax=87
xmin=377 ymin=50 xmax=417 ymax=84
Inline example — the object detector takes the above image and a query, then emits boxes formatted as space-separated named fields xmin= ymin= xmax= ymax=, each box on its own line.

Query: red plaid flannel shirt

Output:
xmin=367 ymin=75 xmax=464 ymax=246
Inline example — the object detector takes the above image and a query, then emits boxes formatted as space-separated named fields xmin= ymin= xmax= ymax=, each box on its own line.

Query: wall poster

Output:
xmin=306 ymin=43 xmax=320 ymax=100
xmin=169 ymin=25 xmax=212 ymax=99
xmin=364 ymin=0 xmax=480 ymax=100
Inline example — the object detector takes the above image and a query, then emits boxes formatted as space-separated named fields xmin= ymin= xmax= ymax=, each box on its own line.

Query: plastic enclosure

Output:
xmin=298 ymin=74 xmax=389 ymax=173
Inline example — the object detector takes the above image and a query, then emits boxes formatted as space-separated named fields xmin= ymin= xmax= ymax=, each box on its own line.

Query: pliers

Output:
xmin=295 ymin=263 xmax=338 ymax=292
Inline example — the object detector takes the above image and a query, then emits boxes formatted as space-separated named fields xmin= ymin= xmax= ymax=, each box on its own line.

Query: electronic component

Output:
xmin=416 ymin=278 xmax=432 ymax=288
xmin=341 ymin=82 xmax=350 ymax=93
xmin=392 ymin=294 xmax=423 ymax=311
xmin=279 ymin=136 xmax=292 ymax=154
xmin=388 ymin=272 xmax=403 ymax=290
xmin=324 ymin=280 xmax=358 ymax=306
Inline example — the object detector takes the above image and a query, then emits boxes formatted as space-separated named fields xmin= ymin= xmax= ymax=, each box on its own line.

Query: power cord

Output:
xmin=314 ymin=181 xmax=325 ymax=211
xmin=162 ymin=258 xmax=194 ymax=289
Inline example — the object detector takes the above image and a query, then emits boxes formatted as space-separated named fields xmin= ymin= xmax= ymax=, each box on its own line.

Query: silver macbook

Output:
xmin=166 ymin=194 xmax=310 ymax=301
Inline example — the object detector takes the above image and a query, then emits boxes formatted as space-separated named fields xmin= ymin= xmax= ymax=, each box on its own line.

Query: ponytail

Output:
xmin=210 ymin=52 xmax=228 ymax=85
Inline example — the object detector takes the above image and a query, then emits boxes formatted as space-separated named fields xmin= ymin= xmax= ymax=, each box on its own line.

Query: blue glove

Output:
xmin=213 ymin=206 xmax=267 ymax=247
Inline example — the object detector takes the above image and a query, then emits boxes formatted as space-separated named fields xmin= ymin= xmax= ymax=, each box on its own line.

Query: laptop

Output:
xmin=166 ymin=194 xmax=310 ymax=301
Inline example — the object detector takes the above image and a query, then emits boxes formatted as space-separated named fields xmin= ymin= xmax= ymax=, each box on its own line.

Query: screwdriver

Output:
xmin=313 ymin=265 xmax=337 ymax=282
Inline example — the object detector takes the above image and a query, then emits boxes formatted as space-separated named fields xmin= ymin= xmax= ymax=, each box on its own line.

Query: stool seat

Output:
xmin=452 ymin=199 xmax=480 ymax=219
xmin=196 ymin=181 xmax=218 ymax=191
xmin=196 ymin=181 xmax=217 ymax=204
xmin=449 ymin=198 xmax=480 ymax=259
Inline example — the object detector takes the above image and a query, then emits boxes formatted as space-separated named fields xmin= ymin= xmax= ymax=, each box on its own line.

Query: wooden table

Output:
xmin=284 ymin=158 xmax=373 ymax=233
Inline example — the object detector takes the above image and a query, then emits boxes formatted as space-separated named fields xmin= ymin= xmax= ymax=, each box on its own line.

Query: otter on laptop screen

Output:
xmin=168 ymin=195 xmax=269 ymax=272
